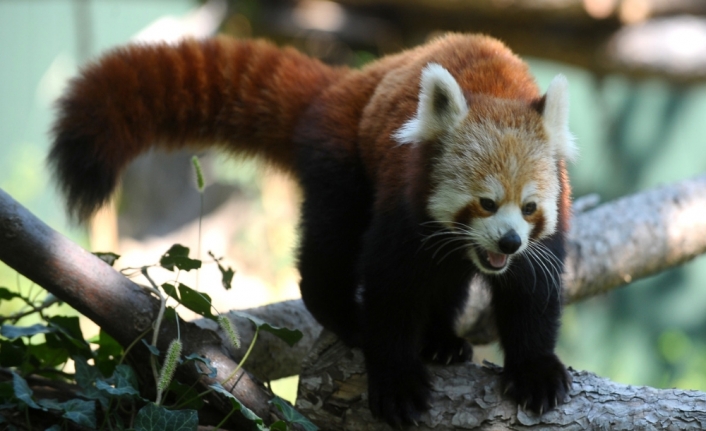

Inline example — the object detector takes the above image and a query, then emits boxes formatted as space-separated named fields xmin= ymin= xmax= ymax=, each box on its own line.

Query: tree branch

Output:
xmin=2 ymin=172 xmax=706 ymax=429
xmin=0 ymin=188 xmax=282 ymax=429
xmin=214 ymin=174 xmax=706 ymax=375
xmin=296 ymin=332 xmax=706 ymax=430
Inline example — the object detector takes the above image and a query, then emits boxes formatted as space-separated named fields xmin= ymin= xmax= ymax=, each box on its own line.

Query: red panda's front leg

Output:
xmin=359 ymin=205 xmax=474 ymax=426
xmin=489 ymin=231 xmax=572 ymax=414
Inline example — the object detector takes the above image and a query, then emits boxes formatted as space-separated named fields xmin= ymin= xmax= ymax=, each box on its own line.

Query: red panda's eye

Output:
xmin=480 ymin=198 xmax=497 ymax=213
xmin=523 ymin=202 xmax=537 ymax=216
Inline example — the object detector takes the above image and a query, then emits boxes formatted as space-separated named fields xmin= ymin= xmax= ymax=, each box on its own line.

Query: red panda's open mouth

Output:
xmin=473 ymin=247 xmax=510 ymax=272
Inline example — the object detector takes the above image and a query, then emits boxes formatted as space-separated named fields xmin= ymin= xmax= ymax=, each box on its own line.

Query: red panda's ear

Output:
xmin=393 ymin=63 xmax=468 ymax=145
xmin=542 ymin=74 xmax=578 ymax=162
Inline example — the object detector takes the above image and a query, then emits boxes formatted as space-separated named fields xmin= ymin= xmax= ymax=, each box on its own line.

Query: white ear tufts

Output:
xmin=543 ymin=74 xmax=578 ymax=162
xmin=393 ymin=63 xmax=468 ymax=145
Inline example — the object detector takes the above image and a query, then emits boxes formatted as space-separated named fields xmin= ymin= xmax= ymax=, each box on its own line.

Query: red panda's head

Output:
xmin=394 ymin=63 xmax=577 ymax=274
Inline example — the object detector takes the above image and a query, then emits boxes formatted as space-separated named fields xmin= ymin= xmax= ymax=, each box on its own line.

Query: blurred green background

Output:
xmin=1 ymin=0 xmax=705 ymax=401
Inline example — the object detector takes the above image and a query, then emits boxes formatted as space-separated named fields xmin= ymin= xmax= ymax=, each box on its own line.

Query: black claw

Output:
xmin=501 ymin=354 xmax=571 ymax=415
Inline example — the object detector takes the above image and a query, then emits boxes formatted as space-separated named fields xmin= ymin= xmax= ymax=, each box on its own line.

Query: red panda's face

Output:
xmin=427 ymin=106 xmax=560 ymax=274
xmin=393 ymin=63 xmax=576 ymax=275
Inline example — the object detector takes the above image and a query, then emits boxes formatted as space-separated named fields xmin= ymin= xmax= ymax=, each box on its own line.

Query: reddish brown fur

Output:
xmin=557 ymin=159 xmax=573 ymax=232
xmin=52 ymin=33 xmax=567 ymax=225
xmin=55 ymin=37 xmax=346 ymax=178
xmin=355 ymin=34 xmax=541 ymax=206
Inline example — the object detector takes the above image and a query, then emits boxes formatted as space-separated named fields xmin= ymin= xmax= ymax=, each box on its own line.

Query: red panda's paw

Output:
xmin=421 ymin=335 xmax=473 ymax=365
xmin=501 ymin=354 xmax=572 ymax=415
xmin=367 ymin=359 xmax=431 ymax=427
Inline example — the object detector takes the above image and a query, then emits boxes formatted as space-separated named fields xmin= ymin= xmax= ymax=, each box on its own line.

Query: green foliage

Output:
xmin=191 ymin=156 xmax=205 ymax=192
xmin=209 ymin=251 xmax=235 ymax=290
xmin=93 ymin=251 xmax=121 ymax=267
xmin=1 ymin=323 xmax=54 ymax=339
xmin=233 ymin=312 xmax=303 ymax=347
xmin=159 ymin=244 xmax=202 ymax=272
xmin=0 ymin=242 xmax=311 ymax=430
xmin=272 ymin=396 xmax=319 ymax=431
xmin=219 ymin=314 xmax=241 ymax=348
xmin=135 ymin=402 xmax=198 ymax=431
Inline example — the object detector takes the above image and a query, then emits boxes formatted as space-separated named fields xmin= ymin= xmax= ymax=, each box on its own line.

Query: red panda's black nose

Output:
xmin=498 ymin=230 xmax=521 ymax=254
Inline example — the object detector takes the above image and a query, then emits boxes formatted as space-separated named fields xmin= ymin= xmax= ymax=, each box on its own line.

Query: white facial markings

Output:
xmin=471 ymin=204 xmax=529 ymax=254
xmin=521 ymin=181 xmax=538 ymax=203
xmin=427 ymin=185 xmax=472 ymax=227
xmin=422 ymin=93 xmax=569 ymax=273
xmin=481 ymin=176 xmax=505 ymax=203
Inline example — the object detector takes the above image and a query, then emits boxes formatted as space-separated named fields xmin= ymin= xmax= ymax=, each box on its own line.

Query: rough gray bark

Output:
xmin=564 ymin=174 xmax=706 ymax=301
xmin=297 ymin=333 xmax=706 ymax=430
xmin=195 ymin=301 xmax=323 ymax=382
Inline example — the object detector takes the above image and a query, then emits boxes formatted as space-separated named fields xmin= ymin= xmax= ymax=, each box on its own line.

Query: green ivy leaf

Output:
xmin=209 ymin=383 xmax=266 ymax=430
xmin=159 ymin=244 xmax=201 ymax=272
xmin=163 ymin=306 xmax=179 ymax=326
xmin=183 ymin=354 xmax=217 ymax=378
xmin=0 ymin=324 xmax=55 ymax=339
xmin=0 ymin=339 xmax=26 ymax=367
xmin=161 ymin=283 xmax=180 ymax=301
xmin=93 ymin=251 xmax=121 ymax=266
xmin=37 ymin=398 xmax=63 ymax=410
xmin=96 ymin=365 xmax=141 ymax=399
xmin=58 ymin=399 xmax=97 ymax=428
xmin=73 ymin=356 xmax=102 ymax=388
xmin=26 ymin=342 xmax=69 ymax=369
xmin=141 ymin=339 xmax=161 ymax=356
xmin=134 ymin=403 xmax=198 ymax=431
xmin=46 ymin=316 xmax=92 ymax=358
xmin=0 ymin=381 xmax=15 ymax=404
xmin=232 ymin=312 xmax=303 ymax=347
xmin=93 ymin=329 xmax=123 ymax=376
xmin=11 ymin=372 xmax=41 ymax=409
xmin=219 ymin=265 xmax=235 ymax=290
xmin=208 ymin=251 xmax=235 ymax=290
xmin=269 ymin=421 xmax=288 ymax=431
xmin=271 ymin=396 xmax=318 ymax=431
xmin=73 ymin=356 xmax=110 ymax=407
xmin=0 ymin=287 xmax=21 ymax=301
xmin=177 ymin=284 xmax=214 ymax=319
xmin=166 ymin=380 xmax=203 ymax=410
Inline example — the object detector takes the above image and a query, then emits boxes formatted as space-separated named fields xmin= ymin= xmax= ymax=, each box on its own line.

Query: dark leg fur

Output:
xmin=421 ymin=328 xmax=473 ymax=365
xmin=361 ymin=207 xmax=472 ymax=426
xmin=489 ymin=232 xmax=572 ymax=414
xmin=296 ymin=150 xmax=372 ymax=347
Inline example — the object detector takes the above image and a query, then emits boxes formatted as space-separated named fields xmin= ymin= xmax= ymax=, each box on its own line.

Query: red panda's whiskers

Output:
xmin=418 ymin=222 xmax=481 ymax=264
xmin=522 ymin=248 xmax=555 ymax=309
xmin=524 ymin=241 xmax=563 ymax=309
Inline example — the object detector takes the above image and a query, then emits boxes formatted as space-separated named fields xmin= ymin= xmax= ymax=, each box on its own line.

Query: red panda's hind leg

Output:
xmin=296 ymin=153 xmax=373 ymax=347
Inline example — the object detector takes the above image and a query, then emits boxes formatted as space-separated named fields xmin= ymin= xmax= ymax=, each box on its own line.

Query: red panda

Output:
xmin=49 ymin=33 xmax=576 ymax=426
